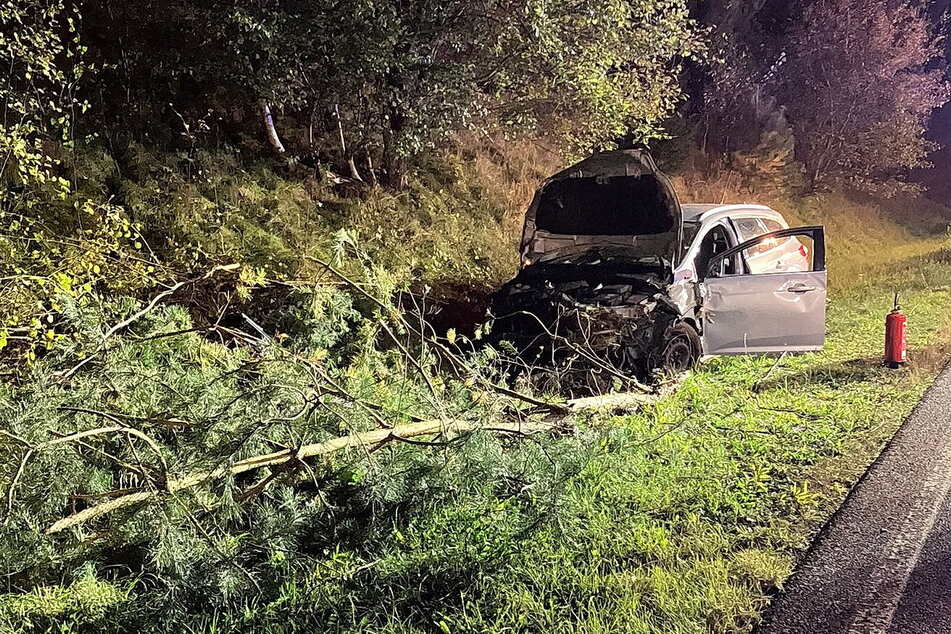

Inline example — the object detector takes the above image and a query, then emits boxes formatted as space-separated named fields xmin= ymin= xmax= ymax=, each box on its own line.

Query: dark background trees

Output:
xmin=8 ymin=0 xmax=946 ymax=194
xmin=779 ymin=0 xmax=948 ymax=194
xmin=77 ymin=0 xmax=705 ymax=184
xmin=688 ymin=0 xmax=949 ymax=194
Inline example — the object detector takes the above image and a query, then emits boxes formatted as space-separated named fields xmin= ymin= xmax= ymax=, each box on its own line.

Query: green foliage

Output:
xmin=69 ymin=144 xmax=525 ymax=288
xmin=1 ymin=228 xmax=950 ymax=632
xmin=0 ymin=2 xmax=159 ymax=362
xmin=0 ymin=0 xmax=82 ymax=193
xmin=0 ymin=2 xmax=948 ymax=632
xmin=0 ymin=128 xmax=534 ymax=364
xmin=82 ymin=0 xmax=705 ymax=173
xmin=0 ymin=567 xmax=129 ymax=631
xmin=0 ymin=266 xmax=586 ymax=630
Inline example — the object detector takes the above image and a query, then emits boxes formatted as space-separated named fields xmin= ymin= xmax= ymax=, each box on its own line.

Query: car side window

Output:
xmin=740 ymin=234 xmax=817 ymax=274
xmin=707 ymin=226 xmax=825 ymax=279
xmin=734 ymin=218 xmax=765 ymax=242
xmin=696 ymin=225 xmax=737 ymax=278
xmin=737 ymin=218 xmax=785 ymax=258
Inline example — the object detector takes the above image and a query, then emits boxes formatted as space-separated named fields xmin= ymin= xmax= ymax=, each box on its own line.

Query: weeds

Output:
xmin=1 ymin=139 xmax=949 ymax=633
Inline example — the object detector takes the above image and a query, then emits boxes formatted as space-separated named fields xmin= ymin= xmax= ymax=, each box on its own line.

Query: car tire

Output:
xmin=650 ymin=322 xmax=702 ymax=376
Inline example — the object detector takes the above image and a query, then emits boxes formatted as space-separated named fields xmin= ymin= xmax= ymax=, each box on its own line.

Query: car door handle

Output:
xmin=787 ymin=284 xmax=817 ymax=294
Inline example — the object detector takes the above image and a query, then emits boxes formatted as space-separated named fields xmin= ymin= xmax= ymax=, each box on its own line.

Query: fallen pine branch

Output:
xmin=41 ymin=371 xmax=670 ymax=535
xmin=303 ymin=257 xmax=636 ymax=410
xmin=45 ymin=418 xmax=556 ymax=535
xmin=8 ymin=425 xmax=168 ymax=515
xmin=57 ymin=264 xmax=241 ymax=381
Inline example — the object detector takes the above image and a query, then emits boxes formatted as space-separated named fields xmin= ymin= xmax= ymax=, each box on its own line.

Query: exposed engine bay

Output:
xmin=487 ymin=149 xmax=694 ymax=391
xmin=489 ymin=250 xmax=685 ymax=390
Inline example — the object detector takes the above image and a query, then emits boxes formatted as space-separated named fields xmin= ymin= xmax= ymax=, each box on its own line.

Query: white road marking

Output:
xmin=847 ymin=431 xmax=951 ymax=634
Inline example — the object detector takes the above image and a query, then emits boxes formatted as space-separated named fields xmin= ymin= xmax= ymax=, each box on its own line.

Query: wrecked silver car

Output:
xmin=489 ymin=150 xmax=827 ymax=382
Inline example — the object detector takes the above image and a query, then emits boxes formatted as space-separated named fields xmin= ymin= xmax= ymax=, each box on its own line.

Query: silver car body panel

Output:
xmin=670 ymin=204 xmax=793 ymax=316
xmin=698 ymin=225 xmax=827 ymax=356
xmin=701 ymin=270 xmax=828 ymax=354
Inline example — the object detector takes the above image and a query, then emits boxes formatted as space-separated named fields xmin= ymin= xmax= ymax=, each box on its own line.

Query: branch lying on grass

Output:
xmin=45 ymin=418 xmax=558 ymax=535
xmin=36 ymin=256 xmax=676 ymax=535
xmin=57 ymin=264 xmax=241 ymax=381
xmin=752 ymin=352 xmax=788 ymax=392
xmin=42 ymin=383 xmax=671 ymax=536
xmin=565 ymin=391 xmax=659 ymax=412
xmin=7 ymin=425 xmax=168 ymax=515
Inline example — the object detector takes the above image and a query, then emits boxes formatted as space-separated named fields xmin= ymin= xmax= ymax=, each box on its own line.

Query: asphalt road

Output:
xmin=760 ymin=364 xmax=951 ymax=634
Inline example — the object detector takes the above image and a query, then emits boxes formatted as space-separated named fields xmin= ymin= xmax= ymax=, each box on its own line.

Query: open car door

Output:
xmin=700 ymin=226 xmax=826 ymax=355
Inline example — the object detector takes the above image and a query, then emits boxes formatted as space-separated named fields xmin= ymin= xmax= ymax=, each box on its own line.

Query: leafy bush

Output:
xmin=0 ymin=3 xmax=159 ymax=362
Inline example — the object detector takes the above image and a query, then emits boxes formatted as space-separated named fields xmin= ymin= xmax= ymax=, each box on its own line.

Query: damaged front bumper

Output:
xmin=488 ymin=266 xmax=681 ymax=379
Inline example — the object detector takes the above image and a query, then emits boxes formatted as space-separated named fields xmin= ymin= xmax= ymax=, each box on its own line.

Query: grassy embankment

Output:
xmin=396 ymin=160 xmax=951 ymax=632
xmin=1 ymin=139 xmax=949 ymax=632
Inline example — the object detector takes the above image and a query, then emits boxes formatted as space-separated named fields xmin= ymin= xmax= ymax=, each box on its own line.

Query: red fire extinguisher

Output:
xmin=885 ymin=293 xmax=907 ymax=369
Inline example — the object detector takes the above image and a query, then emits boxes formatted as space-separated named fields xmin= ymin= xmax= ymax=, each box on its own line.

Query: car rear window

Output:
xmin=734 ymin=217 xmax=766 ymax=242
xmin=535 ymin=175 xmax=675 ymax=236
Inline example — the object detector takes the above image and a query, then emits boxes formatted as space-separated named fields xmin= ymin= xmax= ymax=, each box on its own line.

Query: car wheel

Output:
xmin=650 ymin=322 xmax=701 ymax=376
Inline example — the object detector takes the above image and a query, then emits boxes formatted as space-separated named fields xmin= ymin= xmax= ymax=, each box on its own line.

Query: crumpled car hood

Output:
xmin=520 ymin=149 xmax=684 ymax=272
xmin=493 ymin=254 xmax=670 ymax=309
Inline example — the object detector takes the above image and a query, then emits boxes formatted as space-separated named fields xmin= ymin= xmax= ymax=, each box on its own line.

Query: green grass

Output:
xmin=289 ymin=244 xmax=951 ymax=634
xmin=5 ymin=250 xmax=950 ymax=634
xmin=3 ymin=138 xmax=950 ymax=632
xmin=103 ymin=246 xmax=946 ymax=634
xmin=441 ymin=245 xmax=951 ymax=633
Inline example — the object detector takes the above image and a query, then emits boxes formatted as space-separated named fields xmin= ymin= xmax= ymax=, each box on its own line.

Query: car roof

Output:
xmin=681 ymin=203 xmax=779 ymax=223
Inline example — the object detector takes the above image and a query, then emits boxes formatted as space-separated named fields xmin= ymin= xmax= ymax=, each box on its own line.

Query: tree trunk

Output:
xmin=260 ymin=101 xmax=286 ymax=154
xmin=366 ymin=149 xmax=379 ymax=187
xmin=335 ymin=104 xmax=363 ymax=181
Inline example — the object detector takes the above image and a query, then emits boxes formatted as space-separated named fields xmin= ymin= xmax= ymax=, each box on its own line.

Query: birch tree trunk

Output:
xmin=260 ymin=101 xmax=286 ymax=154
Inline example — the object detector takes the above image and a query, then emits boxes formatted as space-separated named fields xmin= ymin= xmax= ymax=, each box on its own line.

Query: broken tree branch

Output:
xmin=7 ymin=425 xmax=168 ymax=515
xmin=565 ymin=391 xmax=659 ymax=412
xmin=57 ymin=264 xmax=240 ymax=381
xmin=306 ymin=256 xmax=571 ymax=412
xmin=45 ymin=418 xmax=556 ymax=535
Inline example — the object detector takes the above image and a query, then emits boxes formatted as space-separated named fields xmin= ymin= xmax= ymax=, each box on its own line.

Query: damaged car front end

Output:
xmin=489 ymin=150 xmax=700 ymax=389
